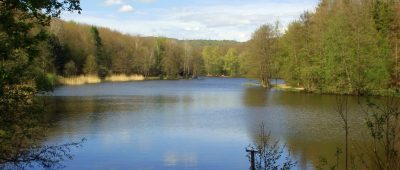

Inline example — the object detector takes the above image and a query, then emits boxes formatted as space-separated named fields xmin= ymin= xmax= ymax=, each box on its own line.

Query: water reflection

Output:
xmin=164 ymin=151 xmax=198 ymax=168
xmin=242 ymin=87 xmax=268 ymax=107
xmin=241 ymin=88 xmax=374 ymax=169
xmin=41 ymin=78 xmax=376 ymax=169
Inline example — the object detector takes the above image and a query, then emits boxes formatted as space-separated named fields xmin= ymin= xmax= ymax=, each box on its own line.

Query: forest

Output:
xmin=1 ymin=0 xmax=400 ymax=169
xmin=39 ymin=20 xmax=242 ymax=80
xmin=31 ymin=0 xmax=400 ymax=95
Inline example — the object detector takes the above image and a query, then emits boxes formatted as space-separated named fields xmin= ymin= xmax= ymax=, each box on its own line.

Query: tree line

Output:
xmin=242 ymin=0 xmax=400 ymax=95
xmin=0 ymin=0 xmax=84 ymax=169
xmin=34 ymin=0 xmax=400 ymax=95
xmin=39 ymin=20 xmax=243 ymax=80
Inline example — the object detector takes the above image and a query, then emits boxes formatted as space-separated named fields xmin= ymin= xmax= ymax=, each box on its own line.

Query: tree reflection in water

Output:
xmin=0 ymin=86 xmax=85 ymax=170
xmin=242 ymin=87 xmax=268 ymax=107
xmin=246 ymin=123 xmax=296 ymax=170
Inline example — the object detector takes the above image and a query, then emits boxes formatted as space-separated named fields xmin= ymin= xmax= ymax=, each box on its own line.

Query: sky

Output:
xmin=61 ymin=0 xmax=319 ymax=42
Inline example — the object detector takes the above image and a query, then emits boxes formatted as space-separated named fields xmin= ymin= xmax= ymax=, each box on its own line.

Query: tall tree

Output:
xmin=91 ymin=26 xmax=110 ymax=77
xmin=202 ymin=46 xmax=223 ymax=76
xmin=182 ymin=41 xmax=194 ymax=78
xmin=154 ymin=38 xmax=167 ymax=78
xmin=162 ymin=40 xmax=182 ymax=79
xmin=391 ymin=3 xmax=400 ymax=87
xmin=223 ymin=48 xmax=240 ymax=76
xmin=83 ymin=54 xmax=98 ymax=75
xmin=0 ymin=0 xmax=82 ymax=168
xmin=246 ymin=24 xmax=280 ymax=88
xmin=191 ymin=47 xmax=204 ymax=78
xmin=280 ymin=12 xmax=315 ymax=90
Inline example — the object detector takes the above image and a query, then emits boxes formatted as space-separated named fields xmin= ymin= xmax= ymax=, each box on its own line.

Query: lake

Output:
xmin=42 ymin=78 xmax=369 ymax=169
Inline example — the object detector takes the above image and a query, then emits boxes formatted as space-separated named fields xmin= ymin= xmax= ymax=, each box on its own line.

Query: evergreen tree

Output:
xmin=91 ymin=26 xmax=109 ymax=77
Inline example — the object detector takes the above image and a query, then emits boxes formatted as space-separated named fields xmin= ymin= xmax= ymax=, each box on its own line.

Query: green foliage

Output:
xmin=319 ymin=96 xmax=400 ymax=170
xmin=279 ymin=0 xmax=396 ymax=95
xmin=64 ymin=60 xmax=77 ymax=76
xmin=3 ymin=0 xmax=400 ymax=96
xmin=0 ymin=0 xmax=81 ymax=63
xmin=202 ymin=46 xmax=224 ymax=76
xmin=223 ymin=48 xmax=240 ymax=76
xmin=162 ymin=40 xmax=182 ymax=79
xmin=362 ymin=98 xmax=400 ymax=170
xmin=243 ymin=24 xmax=280 ymax=88
xmin=0 ymin=0 xmax=82 ymax=167
xmin=91 ymin=26 xmax=103 ymax=47
xmin=91 ymin=26 xmax=110 ymax=75
xmin=154 ymin=38 xmax=167 ymax=77
xmin=372 ymin=0 xmax=395 ymax=37
xmin=35 ymin=71 xmax=57 ymax=92
xmin=84 ymin=55 xmax=98 ymax=75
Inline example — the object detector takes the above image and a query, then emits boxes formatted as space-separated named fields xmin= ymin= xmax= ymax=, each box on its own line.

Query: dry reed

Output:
xmin=105 ymin=74 xmax=144 ymax=82
xmin=58 ymin=75 xmax=101 ymax=85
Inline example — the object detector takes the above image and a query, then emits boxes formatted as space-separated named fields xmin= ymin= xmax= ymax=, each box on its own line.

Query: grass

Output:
xmin=273 ymin=84 xmax=305 ymax=92
xmin=105 ymin=74 xmax=144 ymax=82
xmin=58 ymin=75 xmax=101 ymax=85
xmin=58 ymin=74 xmax=145 ymax=85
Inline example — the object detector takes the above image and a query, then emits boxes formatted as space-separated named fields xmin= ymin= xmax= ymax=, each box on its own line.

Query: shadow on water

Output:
xmin=42 ymin=95 xmax=184 ymax=137
xmin=241 ymin=87 xmax=376 ymax=169
xmin=12 ymin=78 xmax=391 ymax=169
xmin=0 ymin=96 xmax=86 ymax=170
xmin=242 ymin=87 xmax=268 ymax=107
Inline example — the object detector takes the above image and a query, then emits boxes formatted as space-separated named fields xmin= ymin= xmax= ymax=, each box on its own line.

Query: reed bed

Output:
xmin=274 ymin=84 xmax=305 ymax=91
xmin=105 ymin=74 xmax=145 ymax=82
xmin=58 ymin=75 xmax=101 ymax=85
xmin=58 ymin=74 xmax=145 ymax=85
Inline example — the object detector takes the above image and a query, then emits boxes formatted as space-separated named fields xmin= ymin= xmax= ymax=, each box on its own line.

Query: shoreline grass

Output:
xmin=58 ymin=74 xmax=145 ymax=85
xmin=105 ymin=74 xmax=144 ymax=82
xmin=272 ymin=84 xmax=305 ymax=92
xmin=58 ymin=75 xmax=101 ymax=85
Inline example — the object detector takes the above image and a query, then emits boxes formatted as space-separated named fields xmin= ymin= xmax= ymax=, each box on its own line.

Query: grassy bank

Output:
xmin=58 ymin=75 xmax=101 ymax=85
xmin=271 ymin=84 xmax=400 ymax=96
xmin=273 ymin=84 xmax=305 ymax=92
xmin=105 ymin=74 xmax=145 ymax=82
xmin=58 ymin=74 xmax=145 ymax=85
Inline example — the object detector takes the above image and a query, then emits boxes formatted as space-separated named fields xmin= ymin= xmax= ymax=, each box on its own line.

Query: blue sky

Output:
xmin=61 ymin=0 xmax=319 ymax=42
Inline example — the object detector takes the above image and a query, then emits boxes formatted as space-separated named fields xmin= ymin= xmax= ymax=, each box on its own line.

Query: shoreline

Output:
xmin=57 ymin=74 xmax=145 ymax=86
xmin=272 ymin=84 xmax=305 ymax=92
xmin=56 ymin=75 xmax=244 ymax=86
xmin=55 ymin=76 xmax=399 ymax=97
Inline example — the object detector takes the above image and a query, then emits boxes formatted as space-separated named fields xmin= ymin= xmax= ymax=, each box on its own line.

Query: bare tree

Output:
xmin=336 ymin=96 xmax=350 ymax=170
xmin=358 ymin=97 xmax=400 ymax=170
xmin=247 ymin=123 xmax=296 ymax=170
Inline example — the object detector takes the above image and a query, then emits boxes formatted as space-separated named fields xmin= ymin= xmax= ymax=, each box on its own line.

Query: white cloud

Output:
xmin=137 ymin=0 xmax=156 ymax=3
xmin=119 ymin=5 xmax=134 ymax=12
xmin=63 ymin=1 xmax=318 ymax=41
xmin=105 ymin=0 xmax=123 ymax=6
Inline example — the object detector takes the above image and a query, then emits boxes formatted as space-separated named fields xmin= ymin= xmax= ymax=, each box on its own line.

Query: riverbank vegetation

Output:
xmin=241 ymin=0 xmax=400 ymax=95
xmin=0 ymin=0 xmax=84 ymax=169
xmin=2 ymin=0 xmax=400 ymax=169
xmin=278 ymin=0 xmax=400 ymax=95
xmin=27 ymin=0 xmax=400 ymax=95
xmin=58 ymin=74 xmax=145 ymax=85
xmin=314 ymin=97 xmax=400 ymax=170
xmin=42 ymin=20 xmax=242 ymax=82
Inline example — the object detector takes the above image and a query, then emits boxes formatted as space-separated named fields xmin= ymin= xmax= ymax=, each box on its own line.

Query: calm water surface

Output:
xmin=43 ymin=78 xmax=368 ymax=169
